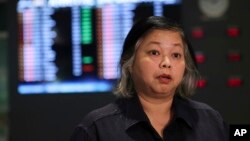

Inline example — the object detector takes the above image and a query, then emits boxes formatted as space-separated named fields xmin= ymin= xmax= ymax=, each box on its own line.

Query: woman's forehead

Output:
xmin=138 ymin=30 xmax=184 ymax=47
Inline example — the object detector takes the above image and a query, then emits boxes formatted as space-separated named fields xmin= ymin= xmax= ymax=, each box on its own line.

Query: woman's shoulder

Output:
xmin=177 ymin=96 xmax=216 ymax=111
xmin=79 ymin=99 xmax=124 ymax=127
xmin=176 ymin=96 xmax=224 ymax=119
xmin=186 ymin=98 xmax=216 ymax=110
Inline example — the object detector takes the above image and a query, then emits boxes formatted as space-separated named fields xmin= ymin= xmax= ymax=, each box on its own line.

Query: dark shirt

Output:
xmin=70 ymin=95 xmax=229 ymax=141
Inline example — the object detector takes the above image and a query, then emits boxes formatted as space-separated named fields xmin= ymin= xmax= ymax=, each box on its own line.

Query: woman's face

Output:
xmin=131 ymin=29 xmax=186 ymax=99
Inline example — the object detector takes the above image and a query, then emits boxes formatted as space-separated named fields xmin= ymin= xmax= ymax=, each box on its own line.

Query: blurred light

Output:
xmin=227 ymin=77 xmax=243 ymax=87
xmin=83 ymin=56 xmax=93 ymax=64
xmin=227 ymin=26 xmax=240 ymax=37
xmin=83 ymin=64 xmax=94 ymax=72
xmin=228 ymin=51 xmax=241 ymax=62
xmin=18 ymin=81 xmax=113 ymax=94
xmin=48 ymin=0 xmax=95 ymax=7
xmin=47 ymin=0 xmax=179 ymax=7
xmin=81 ymin=8 xmax=93 ymax=44
xmin=72 ymin=7 xmax=82 ymax=76
xmin=192 ymin=27 xmax=204 ymax=39
xmin=153 ymin=2 xmax=163 ymax=16
xmin=195 ymin=52 xmax=206 ymax=63
xmin=197 ymin=79 xmax=207 ymax=88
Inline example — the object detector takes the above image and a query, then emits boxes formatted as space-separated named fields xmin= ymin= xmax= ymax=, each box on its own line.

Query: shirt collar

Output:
xmin=117 ymin=95 xmax=149 ymax=130
xmin=172 ymin=95 xmax=197 ymax=129
xmin=119 ymin=95 xmax=196 ymax=130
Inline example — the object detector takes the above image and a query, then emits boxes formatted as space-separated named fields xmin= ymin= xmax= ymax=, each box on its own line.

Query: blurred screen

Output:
xmin=17 ymin=0 xmax=181 ymax=94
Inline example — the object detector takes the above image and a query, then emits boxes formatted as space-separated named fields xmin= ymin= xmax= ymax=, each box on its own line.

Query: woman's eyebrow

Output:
xmin=173 ymin=43 xmax=184 ymax=48
xmin=146 ymin=41 xmax=161 ymax=46
xmin=146 ymin=41 xmax=183 ymax=48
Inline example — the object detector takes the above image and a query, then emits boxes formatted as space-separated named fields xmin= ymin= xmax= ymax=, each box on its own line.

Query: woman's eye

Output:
xmin=172 ymin=53 xmax=182 ymax=59
xmin=149 ymin=50 xmax=160 ymax=56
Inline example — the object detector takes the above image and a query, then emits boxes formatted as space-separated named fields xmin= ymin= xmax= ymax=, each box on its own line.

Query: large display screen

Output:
xmin=17 ymin=0 xmax=181 ymax=94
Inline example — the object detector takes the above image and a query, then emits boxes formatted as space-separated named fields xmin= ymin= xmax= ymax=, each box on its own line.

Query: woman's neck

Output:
xmin=137 ymin=93 xmax=174 ymax=138
xmin=138 ymin=93 xmax=174 ymax=114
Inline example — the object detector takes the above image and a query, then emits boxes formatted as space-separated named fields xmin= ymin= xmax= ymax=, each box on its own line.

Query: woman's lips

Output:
xmin=157 ymin=74 xmax=172 ymax=84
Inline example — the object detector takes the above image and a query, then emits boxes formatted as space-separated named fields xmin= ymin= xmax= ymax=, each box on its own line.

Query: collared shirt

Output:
xmin=70 ymin=95 xmax=229 ymax=141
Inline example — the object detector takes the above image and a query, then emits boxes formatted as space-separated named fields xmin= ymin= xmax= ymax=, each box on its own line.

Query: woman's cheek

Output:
xmin=147 ymin=56 xmax=161 ymax=65
xmin=142 ymin=57 xmax=159 ymax=68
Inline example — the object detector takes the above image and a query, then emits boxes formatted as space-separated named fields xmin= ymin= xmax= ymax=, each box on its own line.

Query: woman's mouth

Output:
xmin=157 ymin=74 xmax=172 ymax=84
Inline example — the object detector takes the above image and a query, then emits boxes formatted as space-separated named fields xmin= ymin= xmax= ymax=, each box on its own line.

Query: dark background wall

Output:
xmin=182 ymin=0 xmax=250 ymax=124
xmin=5 ymin=0 xmax=250 ymax=141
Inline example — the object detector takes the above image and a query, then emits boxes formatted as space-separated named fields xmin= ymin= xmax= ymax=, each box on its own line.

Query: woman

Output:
xmin=70 ymin=16 xmax=229 ymax=141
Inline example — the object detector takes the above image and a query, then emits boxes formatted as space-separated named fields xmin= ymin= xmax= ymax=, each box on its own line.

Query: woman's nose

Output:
xmin=159 ymin=56 xmax=171 ymax=68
